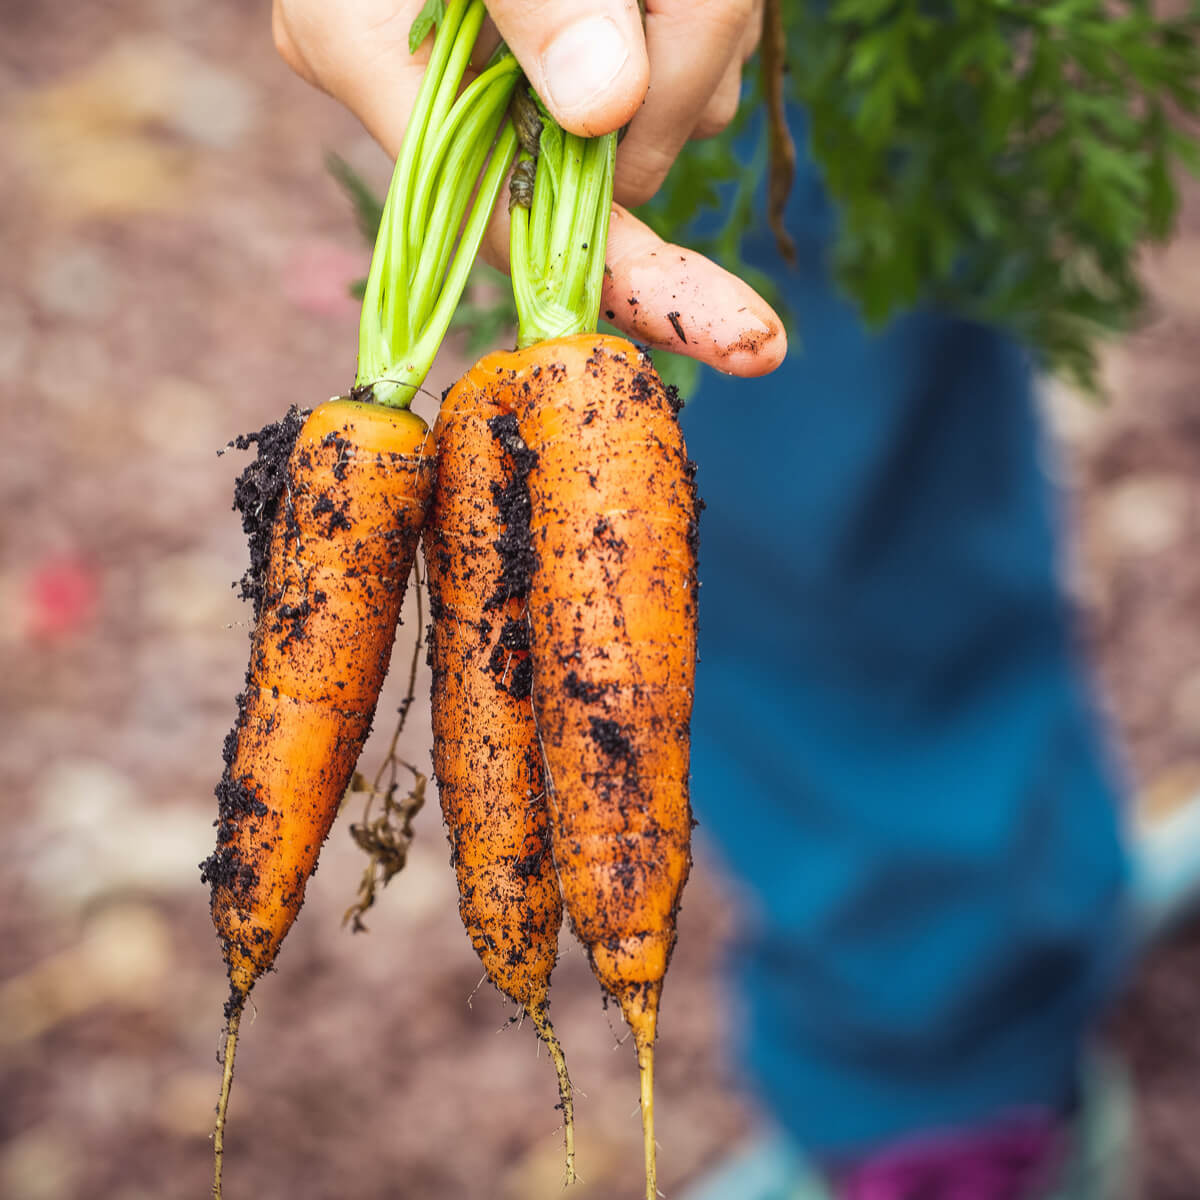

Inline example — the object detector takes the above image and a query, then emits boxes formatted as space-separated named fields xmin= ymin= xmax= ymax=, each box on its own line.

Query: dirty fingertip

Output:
xmin=715 ymin=308 xmax=789 ymax=377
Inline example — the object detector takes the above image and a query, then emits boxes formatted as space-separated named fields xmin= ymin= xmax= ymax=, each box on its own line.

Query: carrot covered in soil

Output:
xmin=204 ymin=398 xmax=434 ymax=1193
xmin=525 ymin=339 xmax=697 ymax=1199
xmin=203 ymin=3 xmax=520 ymax=1194
xmin=471 ymin=84 xmax=699 ymax=1198
xmin=423 ymin=388 xmax=576 ymax=1179
xmin=454 ymin=335 xmax=699 ymax=1198
xmin=205 ymin=401 xmax=433 ymax=1000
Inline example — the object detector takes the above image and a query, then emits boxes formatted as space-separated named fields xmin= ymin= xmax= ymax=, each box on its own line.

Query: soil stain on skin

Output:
xmin=588 ymin=716 xmax=633 ymax=761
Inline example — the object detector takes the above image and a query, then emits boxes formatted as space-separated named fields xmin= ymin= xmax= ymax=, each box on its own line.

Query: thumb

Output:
xmin=485 ymin=0 xmax=649 ymax=137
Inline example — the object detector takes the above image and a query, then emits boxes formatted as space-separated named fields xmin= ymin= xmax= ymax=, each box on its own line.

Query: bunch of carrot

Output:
xmin=427 ymin=334 xmax=698 ymax=1196
xmin=203 ymin=5 xmax=699 ymax=1198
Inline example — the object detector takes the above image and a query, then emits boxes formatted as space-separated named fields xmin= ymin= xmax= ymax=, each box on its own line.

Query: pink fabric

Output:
xmin=833 ymin=1113 xmax=1066 ymax=1200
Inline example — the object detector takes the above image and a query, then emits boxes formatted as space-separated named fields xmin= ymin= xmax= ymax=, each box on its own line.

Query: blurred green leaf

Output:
xmin=332 ymin=0 xmax=1200 ymax=396
xmin=647 ymin=0 xmax=1200 ymax=392
xmin=326 ymin=153 xmax=384 ymax=246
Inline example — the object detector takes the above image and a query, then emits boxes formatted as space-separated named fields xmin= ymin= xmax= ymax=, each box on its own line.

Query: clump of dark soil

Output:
xmin=588 ymin=716 xmax=633 ymax=761
xmin=487 ymin=413 xmax=537 ymax=607
xmin=226 ymin=406 xmax=306 ymax=618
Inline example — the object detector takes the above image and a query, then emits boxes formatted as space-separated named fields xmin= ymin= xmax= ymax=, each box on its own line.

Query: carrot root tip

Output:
xmin=635 ymin=1027 xmax=657 ymax=1200
xmin=529 ymin=1005 xmax=577 ymax=1186
xmin=212 ymin=1003 xmax=243 ymax=1200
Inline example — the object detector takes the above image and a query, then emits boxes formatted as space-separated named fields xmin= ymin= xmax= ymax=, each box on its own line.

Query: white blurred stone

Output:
xmin=168 ymin=54 xmax=256 ymax=149
xmin=10 ymin=34 xmax=257 ymax=222
xmin=141 ymin=552 xmax=244 ymax=632
xmin=0 ymin=1125 xmax=80 ymax=1200
xmin=33 ymin=242 xmax=115 ymax=321
xmin=1101 ymin=474 xmax=1191 ymax=556
xmin=79 ymin=903 xmax=173 ymax=1003
xmin=155 ymin=1069 xmax=219 ymax=1138
xmin=1040 ymin=374 xmax=1109 ymax=451
xmin=1138 ymin=761 xmax=1200 ymax=827
xmin=23 ymin=757 xmax=213 ymax=908
xmin=58 ymin=34 xmax=256 ymax=149
xmin=0 ymin=904 xmax=173 ymax=1046
xmin=134 ymin=374 xmax=226 ymax=458
xmin=33 ymin=756 xmax=137 ymax=832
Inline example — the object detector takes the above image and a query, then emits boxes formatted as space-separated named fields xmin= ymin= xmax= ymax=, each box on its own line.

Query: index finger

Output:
xmin=601 ymin=206 xmax=788 ymax=376
xmin=480 ymin=203 xmax=786 ymax=377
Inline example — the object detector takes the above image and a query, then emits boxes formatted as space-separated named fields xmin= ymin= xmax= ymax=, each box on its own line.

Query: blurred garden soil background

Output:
xmin=1 ymin=2 xmax=1199 ymax=1198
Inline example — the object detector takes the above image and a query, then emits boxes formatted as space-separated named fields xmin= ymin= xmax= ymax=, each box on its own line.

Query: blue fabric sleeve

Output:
xmin=678 ymin=112 xmax=1131 ymax=1156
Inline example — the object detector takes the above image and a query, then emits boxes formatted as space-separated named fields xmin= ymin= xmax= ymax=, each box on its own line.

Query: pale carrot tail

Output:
xmin=212 ymin=1003 xmax=242 ymax=1200
xmin=635 ymin=1026 xmax=657 ymax=1200
xmin=529 ymin=1003 xmax=577 ymax=1185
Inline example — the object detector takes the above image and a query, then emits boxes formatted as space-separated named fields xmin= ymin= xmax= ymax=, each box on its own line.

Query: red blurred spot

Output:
xmin=26 ymin=556 xmax=100 ymax=640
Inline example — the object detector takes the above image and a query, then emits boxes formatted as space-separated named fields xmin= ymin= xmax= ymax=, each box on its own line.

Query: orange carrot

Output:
xmin=423 ymin=383 xmax=576 ymax=1179
xmin=453 ymin=333 xmax=699 ymax=1197
xmin=203 ymin=398 xmax=433 ymax=1196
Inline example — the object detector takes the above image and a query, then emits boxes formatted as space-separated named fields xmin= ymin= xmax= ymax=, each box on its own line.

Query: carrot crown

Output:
xmin=355 ymin=0 xmax=519 ymax=407
xmin=508 ymin=89 xmax=617 ymax=347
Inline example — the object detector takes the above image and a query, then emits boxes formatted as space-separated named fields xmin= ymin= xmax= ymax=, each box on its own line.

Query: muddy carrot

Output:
xmin=203 ymin=399 xmax=433 ymax=1191
xmin=503 ymin=82 xmax=699 ymax=1200
xmin=204 ymin=4 xmax=520 ymax=1194
xmin=453 ymin=329 xmax=699 ymax=1198
xmin=424 ymin=384 xmax=576 ymax=1179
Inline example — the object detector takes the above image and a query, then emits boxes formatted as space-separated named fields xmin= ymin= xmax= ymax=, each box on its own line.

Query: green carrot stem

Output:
xmin=356 ymin=0 xmax=514 ymax=406
xmin=577 ymin=133 xmax=616 ymax=328
xmin=510 ymin=96 xmax=617 ymax=346
xmin=528 ymin=140 xmax=556 ymax=279
xmin=546 ymin=132 xmax=585 ymax=281
xmin=405 ymin=67 xmax=519 ymax=341
xmin=423 ymin=0 xmax=486 ymax=152
xmin=561 ymin=133 xmax=615 ymax=314
xmin=377 ymin=120 xmax=519 ymax=403
xmin=406 ymin=56 xmax=521 ymax=268
xmin=359 ymin=0 xmax=473 ymax=384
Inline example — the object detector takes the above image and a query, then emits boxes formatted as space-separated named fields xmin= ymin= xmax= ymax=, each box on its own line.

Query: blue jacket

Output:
xmin=678 ymin=113 xmax=1130 ymax=1155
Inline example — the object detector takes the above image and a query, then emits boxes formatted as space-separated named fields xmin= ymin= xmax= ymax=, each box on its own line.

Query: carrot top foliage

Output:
xmin=643 ymin=0 xmax=1200 ymax=392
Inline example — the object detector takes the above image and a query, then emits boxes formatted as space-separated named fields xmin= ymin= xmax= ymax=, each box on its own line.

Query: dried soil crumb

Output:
xmin=588 ymin=716 xmax=633 ymax=761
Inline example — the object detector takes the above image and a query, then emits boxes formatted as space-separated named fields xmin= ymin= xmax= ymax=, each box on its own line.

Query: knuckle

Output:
xmin=703 ymin=0 xmax=756 ymax=34
xmin=615 ymin=149 xmax=673 ymax=209
xmin=693 ymin=79 xmax=741 ymax=140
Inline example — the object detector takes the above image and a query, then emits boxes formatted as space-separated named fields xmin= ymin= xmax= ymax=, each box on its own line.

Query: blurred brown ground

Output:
xmin=1 ymin=3 xmax=1199 ymax=1198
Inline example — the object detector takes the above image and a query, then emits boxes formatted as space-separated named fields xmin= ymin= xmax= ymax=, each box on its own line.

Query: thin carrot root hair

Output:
xmin=528 ymin=1001 xmax=577 ymax=1185
xmin=343 ymin=557 xmax=429 ymax=933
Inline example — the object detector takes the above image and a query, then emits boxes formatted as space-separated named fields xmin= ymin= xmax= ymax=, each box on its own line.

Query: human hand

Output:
xmin=273 ymin=0 xmax=787 ymax=376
